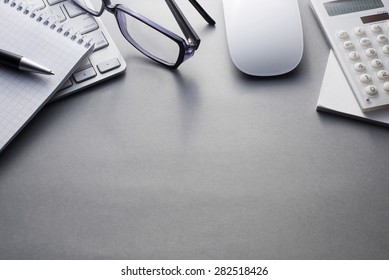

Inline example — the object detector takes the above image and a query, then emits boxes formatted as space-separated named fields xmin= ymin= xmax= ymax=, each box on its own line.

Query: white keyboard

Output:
xmin=29 ymin=0 xmax=126 ymax=101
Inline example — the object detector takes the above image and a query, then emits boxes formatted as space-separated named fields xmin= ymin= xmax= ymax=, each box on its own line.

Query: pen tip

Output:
xmin=49 ymin=71 xmax=54 ymax=75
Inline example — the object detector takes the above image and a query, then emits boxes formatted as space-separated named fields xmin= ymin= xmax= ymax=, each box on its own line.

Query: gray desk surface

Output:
xmin=0 ymin=0 xmax=388 ymax=259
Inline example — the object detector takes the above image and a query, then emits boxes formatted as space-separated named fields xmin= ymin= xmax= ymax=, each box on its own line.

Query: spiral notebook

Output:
xmin=0 ymin=2 xmax=93 ymax=153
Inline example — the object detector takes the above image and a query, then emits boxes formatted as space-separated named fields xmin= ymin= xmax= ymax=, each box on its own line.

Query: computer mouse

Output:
xmin=223 ymin=0 xmax=304 ymax=76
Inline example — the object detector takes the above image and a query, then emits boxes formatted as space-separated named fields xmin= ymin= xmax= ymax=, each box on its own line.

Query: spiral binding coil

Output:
xmin=1 ymin=0 xmax=93 ymax=48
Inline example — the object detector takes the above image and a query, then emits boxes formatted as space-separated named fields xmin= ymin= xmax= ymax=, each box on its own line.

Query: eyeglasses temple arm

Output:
xmin=188 ymin=0 xmax=216 ymax=25
xmin=165 ymin=0 xmax=202 ymax=48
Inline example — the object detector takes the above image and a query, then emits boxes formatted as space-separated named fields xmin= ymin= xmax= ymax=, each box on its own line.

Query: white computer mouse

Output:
xmin=223 ymin=0 xmax=304 ymax=76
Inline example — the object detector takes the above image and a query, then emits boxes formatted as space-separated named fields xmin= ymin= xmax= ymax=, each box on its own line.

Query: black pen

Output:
xmin=0 ymin=48 xmax=54 ymax=75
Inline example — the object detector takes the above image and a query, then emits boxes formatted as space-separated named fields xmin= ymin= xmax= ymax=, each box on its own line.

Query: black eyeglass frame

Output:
xmin=71 ymin=0 xmax=216 ymax=68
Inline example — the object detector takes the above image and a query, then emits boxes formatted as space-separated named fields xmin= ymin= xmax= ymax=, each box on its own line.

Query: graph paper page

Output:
xmin=0 ymin=3 xmax=92 ymax=152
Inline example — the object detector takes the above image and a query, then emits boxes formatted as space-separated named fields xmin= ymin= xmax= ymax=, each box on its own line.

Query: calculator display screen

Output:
xmin=361 ymin=13 xmax=389 ymax=23
xmin=324 ymin=0 xmax=384 ymax=17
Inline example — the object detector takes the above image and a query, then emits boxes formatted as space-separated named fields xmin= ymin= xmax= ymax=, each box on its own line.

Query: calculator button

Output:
xmin=383 ymin=45 xmax=389 ymax=54
xmin=377 ymin=34 xmax=389 ymax=44
xmin=377 ymin=70 xmax=389 ymax=81
xmin=337 ymin=30 xmax=349 ymax=39
xmin=383 ymin=82 xmax=389 ymax=92
xmin=371 ymin=59 xmax=383 ymax=69
xmin=371 ymin=24 xmax=382 ymax=33
xmin=366 ymin=85 xmax=378 ymax=96
xmin=354 ymin=27 xmax=366 ymax=36
xmin=343 ymin=41 xmax=355 ymax=50
xmin=354 ymin=62 xmax=366 ymax=72
xmin=360 ymin=74 xmax=372 ymax=84
xmin=366 ymin=48 xmax=378 ymax=58
xmin=360 ymin=38 xmax=372 ymax=47
xmin=348 ymin=51 xmax=360 ymax=61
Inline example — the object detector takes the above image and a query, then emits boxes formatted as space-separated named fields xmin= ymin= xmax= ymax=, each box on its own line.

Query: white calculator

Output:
xmin=311 ymin=0 xmax=389 ymax=112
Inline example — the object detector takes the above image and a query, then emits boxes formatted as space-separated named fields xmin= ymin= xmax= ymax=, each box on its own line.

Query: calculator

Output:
xmin=311 ymin=0 xmax=389 ymax=112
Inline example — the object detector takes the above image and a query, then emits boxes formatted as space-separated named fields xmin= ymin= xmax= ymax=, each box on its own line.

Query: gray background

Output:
xmin=1 ymin=0 xmax=388 ymax=259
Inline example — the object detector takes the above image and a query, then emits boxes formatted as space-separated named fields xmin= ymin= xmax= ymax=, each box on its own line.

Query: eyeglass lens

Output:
xmin=116 ymin=11 xmax=181 ymax=65
xmin=73 ymin=0 xmax=197 ymax=66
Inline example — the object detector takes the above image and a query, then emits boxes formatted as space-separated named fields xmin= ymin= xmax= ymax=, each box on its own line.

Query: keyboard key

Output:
xmin=47 ymin=5 xmax=66 ymax=22
xmin=47 ymin=0 xmax=66 ymax=5
xmin=63 ymin=1 xmax=85 ymax=18
xmin=70 ymin=14 xmax=99 ymax=35
xmin=73 ymin=67 xmax=97 ymax=83
xmin=97 ymin=58 xmax=121 ymax=73
xmin=88 ymin=30 xmax=109 ymax=52
xmin=60 ymin=79 xmax=73 ymax=90
xmin=77 ymin=58 xmax=92 ymax=71
xmin=26 ymin=0 xmax=46 ymax=10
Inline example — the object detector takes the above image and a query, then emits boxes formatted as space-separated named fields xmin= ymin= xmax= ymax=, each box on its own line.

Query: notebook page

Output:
xmin=0 ymin=3 xmax=93 ymax=152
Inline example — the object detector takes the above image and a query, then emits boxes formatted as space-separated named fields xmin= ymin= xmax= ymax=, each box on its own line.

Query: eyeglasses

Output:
xmin=71 ymin=0 xmax=216 ymax=68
